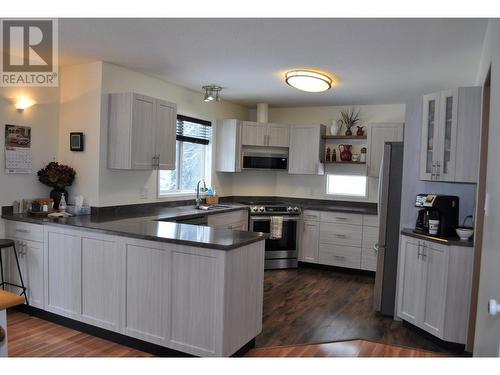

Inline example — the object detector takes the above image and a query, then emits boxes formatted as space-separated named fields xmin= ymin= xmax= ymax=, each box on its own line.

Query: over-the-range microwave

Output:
xmin=242 ymin=152 xmax=288 ymax=170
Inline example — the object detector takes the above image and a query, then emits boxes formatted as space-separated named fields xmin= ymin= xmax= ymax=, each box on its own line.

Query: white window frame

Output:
xmin=325 ymin=173 xmax=368 ymax=199
xmin=158 ymin=119 xmax=212 ymax=198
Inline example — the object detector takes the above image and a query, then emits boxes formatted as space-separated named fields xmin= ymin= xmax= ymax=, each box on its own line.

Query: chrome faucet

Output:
xmin=196 ymin=179 xmax=207 ymax=208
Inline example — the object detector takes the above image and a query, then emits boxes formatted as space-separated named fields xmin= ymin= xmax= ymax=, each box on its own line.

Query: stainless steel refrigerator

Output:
xmin=373 ymin=142 xmax=404 ymax=316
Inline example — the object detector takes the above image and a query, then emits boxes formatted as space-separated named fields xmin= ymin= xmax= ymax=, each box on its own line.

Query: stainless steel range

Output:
xmin=247 ymin=202 xmax=301 ymax=270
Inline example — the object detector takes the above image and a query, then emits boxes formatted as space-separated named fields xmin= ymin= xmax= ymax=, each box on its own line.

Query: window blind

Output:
xmin=176 ymin=114 xmax=212 ymax=145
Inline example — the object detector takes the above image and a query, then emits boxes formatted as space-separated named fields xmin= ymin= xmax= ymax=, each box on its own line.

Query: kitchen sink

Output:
xmin=197 ymin=204 xmax=231 ymax=211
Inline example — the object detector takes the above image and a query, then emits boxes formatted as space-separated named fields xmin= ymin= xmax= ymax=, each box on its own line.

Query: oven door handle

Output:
xmin=250 ymin=216 xmax=299 ymax=221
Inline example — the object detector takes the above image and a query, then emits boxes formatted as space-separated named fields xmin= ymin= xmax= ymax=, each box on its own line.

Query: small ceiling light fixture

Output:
xmin=15 ymin=97 xmax=35 ymax=113
xmin=285 ymin=70 xmax=332 ymax=93
xmin=202 ymin=85 xmax=222 ymax=102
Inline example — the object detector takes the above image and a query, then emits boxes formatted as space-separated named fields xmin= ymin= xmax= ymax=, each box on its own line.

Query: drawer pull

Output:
xmin=335 ymin=217 xmax=348 ymax=221
xmin=334 ymin=234 xmax=347 ymax=238
xmin=16 ymin=229 xmax=29 ymax=233
xmin=304 ymin=215 xmax=318 ymax=220
xmin=333 ymin=255 xmax=346 ymax=260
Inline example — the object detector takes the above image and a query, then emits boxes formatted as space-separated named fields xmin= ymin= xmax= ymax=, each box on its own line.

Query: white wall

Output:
xmin=98 ymin=62 xmax=248 ymax=206
xmin=58 ymin=62 xmax=103 ymax=206
xmin=0 ymin=87 xmax=59 ymax=235
xmin=233 ymin=104 xmax=406 ymax=201
xmin=473 ymin=19 xmax=500 ymax=357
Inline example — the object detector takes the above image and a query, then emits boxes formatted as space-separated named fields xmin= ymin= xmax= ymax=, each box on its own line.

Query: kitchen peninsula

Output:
xmin=1 ymin=205 xmax=265 ymax=357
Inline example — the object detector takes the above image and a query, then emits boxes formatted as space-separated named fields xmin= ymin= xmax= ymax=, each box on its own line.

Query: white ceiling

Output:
xmin=59 ymin=18 xmax=487 ymax=107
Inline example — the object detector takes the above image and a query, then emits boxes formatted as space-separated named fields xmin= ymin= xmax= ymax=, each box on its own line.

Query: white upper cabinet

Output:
xmin=288 ymin=124 xmax=325 ymax=175
xmin=154 ymin=99 xmax=177 ymax=170
xmin=108 ymin=93 xmax=177 ymax=170
xmin=419 ymin=87 xmax=481 ymax=183
xmin=241 ymin=121 xmax=290 ymax=147
xmin=366 ymin=123 xmax=404 ymax=177
xmin=241 ymin=121 xmax=267 ymax=146
xmin=215 ymin=119 xmax=242 ymax=172
xmin=267 ymin=123 xmax=290 ymax=147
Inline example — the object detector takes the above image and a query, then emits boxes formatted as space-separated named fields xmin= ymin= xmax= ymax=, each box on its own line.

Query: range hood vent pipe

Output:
xmin=256 ymin=103 xmax=269 ymax=123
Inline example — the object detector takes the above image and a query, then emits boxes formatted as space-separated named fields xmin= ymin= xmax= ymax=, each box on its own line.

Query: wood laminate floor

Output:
xmin=6 ymin=310 xmax=152 ymax=357
xmin=255 ymin=267 xmax=456 ymax=354
xmin=6 ymin=267 xmax=452 ymax=357
xmin=247 ymin=339 xmax=445 ymax=357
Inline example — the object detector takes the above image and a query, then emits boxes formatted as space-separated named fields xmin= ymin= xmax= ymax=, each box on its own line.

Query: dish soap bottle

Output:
xmin=58 ymin=193 xmax=67 ymax=212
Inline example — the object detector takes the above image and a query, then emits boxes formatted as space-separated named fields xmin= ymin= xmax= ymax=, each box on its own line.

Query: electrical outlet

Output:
xmin=140 ymin=187 xmax=148 ymax=200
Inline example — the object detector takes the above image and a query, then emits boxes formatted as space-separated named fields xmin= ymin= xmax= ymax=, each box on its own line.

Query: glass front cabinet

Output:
xmin=420 ymin=87 xmax=480 ymax=183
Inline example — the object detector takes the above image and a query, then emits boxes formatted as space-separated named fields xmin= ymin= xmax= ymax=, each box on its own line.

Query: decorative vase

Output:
xmin=345 ymin=127 xmax=353 ymax=136
xmin=339 ymin=144 xmax=353 ymax=161
xmin=50 ymin=188 xmax=68 ymax=210
xmin=330 ymin=120 xmax=341 ymax=136
xmin=356 ymin=126 xmax=364 ymax=136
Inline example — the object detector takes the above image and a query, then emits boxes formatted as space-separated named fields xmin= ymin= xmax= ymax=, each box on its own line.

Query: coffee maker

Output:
xmin=414 ymin=194 xmax=459 ymax=237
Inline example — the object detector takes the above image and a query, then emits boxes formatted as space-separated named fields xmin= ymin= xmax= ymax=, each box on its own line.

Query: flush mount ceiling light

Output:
xmin=202 ymin=85 xmax=222 ymax=102
xmin=285 ymin=70 xmax=332 ymax=93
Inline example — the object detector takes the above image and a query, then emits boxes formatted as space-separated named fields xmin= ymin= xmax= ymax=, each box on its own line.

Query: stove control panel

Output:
xmin=249 ymin=205 xmax=301 ymax=214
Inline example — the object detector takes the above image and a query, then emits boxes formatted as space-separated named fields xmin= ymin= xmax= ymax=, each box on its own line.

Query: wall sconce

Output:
xmin=15 ymin=97 xmax=35 ymax=113
xmin=202 ymin=85 xmax=222 ymax=102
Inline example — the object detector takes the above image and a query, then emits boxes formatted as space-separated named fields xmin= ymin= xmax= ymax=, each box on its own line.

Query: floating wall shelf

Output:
xmin=323 ymin=161 xmax=367 ymax=165
xmin=322 ymin=135 xmax=367 ymax=140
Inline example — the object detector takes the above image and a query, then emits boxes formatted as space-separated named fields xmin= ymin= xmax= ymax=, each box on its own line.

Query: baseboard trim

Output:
xmin=14 ymin=305 xmax=255 ymax=357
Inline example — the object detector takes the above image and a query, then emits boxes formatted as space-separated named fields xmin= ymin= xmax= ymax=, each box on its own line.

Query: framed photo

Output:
xmin=70 ymin=132 xmax=84 ymax=151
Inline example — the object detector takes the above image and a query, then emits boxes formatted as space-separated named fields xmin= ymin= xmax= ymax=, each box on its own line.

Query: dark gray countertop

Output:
xmin=401 ymin=228 xmax=474 ymax=248
xmin=225 ymin=196 xmax=378 ymax=215
xmin=2 ymin=205 xmax=267 ymax=251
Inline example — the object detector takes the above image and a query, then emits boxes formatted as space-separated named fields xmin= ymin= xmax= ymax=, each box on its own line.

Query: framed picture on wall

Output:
xmin=70 ymin=132 xmax=84 ymax=151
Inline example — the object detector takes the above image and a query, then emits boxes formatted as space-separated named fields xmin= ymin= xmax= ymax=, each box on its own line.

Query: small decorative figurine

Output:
xmin=332 ymin=149 xmax=337 ymax=162
xmin=325 ymin=147 xmax=331 ymax=162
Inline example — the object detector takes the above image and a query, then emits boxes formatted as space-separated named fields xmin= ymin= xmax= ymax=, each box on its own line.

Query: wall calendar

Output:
xmin=5 ymin=124 xmax=32 ymax=174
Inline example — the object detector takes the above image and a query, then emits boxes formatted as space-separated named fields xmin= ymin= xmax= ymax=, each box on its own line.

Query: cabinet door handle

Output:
xmin=373 ymin=243 xmax=379 ymax=253
xmin=417 ymin=241 xmax=422 ymax=259
xmin=16 ymin=229 xmax=29 ymax=233
xmin=435 ymin=161 xmax=441 ymax=177
xmin=421 ymin=243 xmax=427 ymax=259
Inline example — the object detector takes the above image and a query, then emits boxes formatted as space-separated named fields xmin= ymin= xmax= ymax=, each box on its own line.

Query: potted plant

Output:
xmin=339 ymin=108 xmax=361 ymax=136
xmin=37 ymin=162 xmax=76 ymax=209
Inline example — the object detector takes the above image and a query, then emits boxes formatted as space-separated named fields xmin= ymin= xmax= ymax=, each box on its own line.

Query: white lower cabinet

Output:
xmin=299 ymin=210 xmax=379 ymax=272
xmin=45 ymin=229 xmax=83 ymax=319
xmin=397 ymin=235 xmax=473 ymax=344
xmin=3 ymin=238 xmax=44 ymax=309
xmin=207 ymin=209 xmax=248 ymax=231
xmin=299 ymin=220 xmax=319 ymax=263
xmin=80 ymin=235 xmax=123 ymax=332
xmin=14 ymin=221 xmax=265 ymax=357
xmin=4 ymin=222 xmax=44 ymax=309
xmin=123 ymin=239 xmax=170 ymax=345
